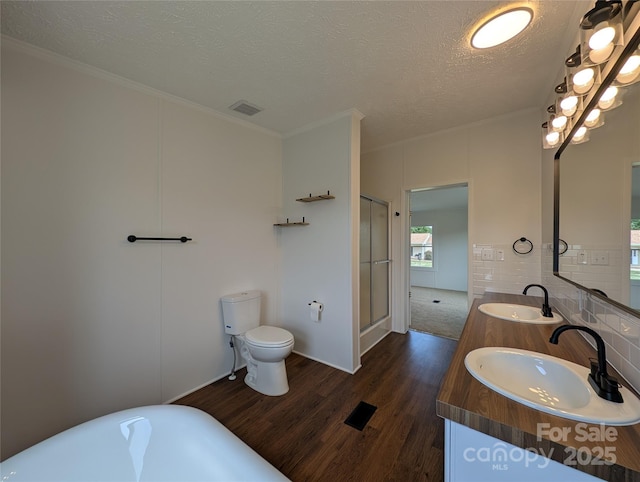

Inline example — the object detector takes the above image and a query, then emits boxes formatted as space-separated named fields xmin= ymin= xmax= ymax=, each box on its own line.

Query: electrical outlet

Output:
xmin=496 ymin=249 xmax=505 ymax=261
xmin=481 ymin=248 xmax=495 ymax=261
xmin=592 ymin=251 xmax=609 ymax=265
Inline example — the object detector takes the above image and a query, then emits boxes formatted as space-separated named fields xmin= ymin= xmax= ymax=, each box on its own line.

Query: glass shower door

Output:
xmin=360 ymin=198 xmax=372 ymax=330
xmin=360 ymin=196 xmax=389 ymax=330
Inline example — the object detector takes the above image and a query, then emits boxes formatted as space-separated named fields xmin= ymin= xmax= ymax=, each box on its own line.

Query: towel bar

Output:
xmin=127 ymin=235 xmax=192 ymax=243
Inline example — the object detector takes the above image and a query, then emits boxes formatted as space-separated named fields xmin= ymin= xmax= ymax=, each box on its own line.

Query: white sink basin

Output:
xmin=465 ymin=347 xmax=640 ymax=425
xmin=478 ymin=303 xmax=563 ymax=324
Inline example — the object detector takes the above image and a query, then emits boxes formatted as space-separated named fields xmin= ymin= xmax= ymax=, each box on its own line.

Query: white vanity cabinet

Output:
xmin=444 ymin=420 xmax=603 ymax=482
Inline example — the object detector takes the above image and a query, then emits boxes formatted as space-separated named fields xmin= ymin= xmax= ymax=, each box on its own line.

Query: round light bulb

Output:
xmin=589 ymin=25 xmax=615 ymax=50
xmin=589 ymin=43 xmax=614 ymax=64
xmin=545 ymin=131 xmax=560 ymax=147
xmin=573 ymin=68 xmax=595 ymax=94
xmin=616 ymin=54 xmax=640 ymax=84
xmin=471 ymin=8 xmax=533 ymax=49
xmin=560 ymin=95 xmax=578 ymax=116
xmin=598 ymin=86 xmax=618 ymax=109
xmin=584 ymin=109 xmax=601 ymax=127
xmin=551 ymin=115 xmax=568 ymax=131
xmin=572 ymin=126 xmax=588 ymax=142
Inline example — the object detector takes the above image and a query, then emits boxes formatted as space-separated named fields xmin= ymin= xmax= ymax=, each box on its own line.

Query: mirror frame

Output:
xmin=553 ymin=5 xmax=640 ymax=317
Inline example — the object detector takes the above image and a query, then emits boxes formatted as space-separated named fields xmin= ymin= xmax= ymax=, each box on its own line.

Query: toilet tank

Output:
xmin=221 ymin=290 xmax=261 ymax=335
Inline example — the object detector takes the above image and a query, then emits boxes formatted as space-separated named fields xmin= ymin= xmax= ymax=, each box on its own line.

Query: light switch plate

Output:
xmin=577 ymin=250 xmax=588 ymax=264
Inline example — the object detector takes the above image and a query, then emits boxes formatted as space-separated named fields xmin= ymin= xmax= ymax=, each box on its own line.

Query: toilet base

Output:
xmin=244 ymin=359 xmax=289 ymax=396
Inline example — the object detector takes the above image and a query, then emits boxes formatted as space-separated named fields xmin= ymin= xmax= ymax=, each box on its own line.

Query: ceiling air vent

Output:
xmin=229 ymin=100 xmax=263 ymax=116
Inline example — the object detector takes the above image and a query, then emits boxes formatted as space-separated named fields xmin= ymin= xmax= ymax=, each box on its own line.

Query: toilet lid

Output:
xmin=245 ymin=326 xmax=294 ymax=348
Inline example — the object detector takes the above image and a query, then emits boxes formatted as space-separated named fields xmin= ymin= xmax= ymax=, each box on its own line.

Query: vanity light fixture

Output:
xmin=542 ymin=122 xmax=563 ymax=149
xmin=584 ymin=108 xmax=604 ymax=128
xmin=565 ymin=46 xmax=582 ymax=68
xmin=470 ymin=6 xmax=533 ymax=49
xmin=551 ymin=114 xmax=568 ymax=132
xmin=555 ymin=79 xmax=568 ymax=94
xmin=598 ymin=85 xmax=620 ymax=109
xmin=545 ymin=131 xmax=562 ymax=148
xmin=572 ymin=66 xmax=597 ymax=93
xmin=542 ymin=0 xmax=637 ymax=149
xmin=546 ymin=131 xmax=561 ymax=145
xmin=571 ymin=125 xmax=589 ymax=144
xmin=560 ymin=95 xmax=579 ymax=116
xmin=580 ymin=0 xmax=623 ymax=64
xmin=615 ymin=51 xmax=640 ymax=84
xmin=588 ymin=25 xmax=617 ymax=62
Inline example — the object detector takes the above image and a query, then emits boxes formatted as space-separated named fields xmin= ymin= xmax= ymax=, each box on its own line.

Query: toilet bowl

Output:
xmin=221 ymin=291 xmax=295 ymax=396
xmin=240 ymin=326 xmax=294 ymax=396
xmin=245 ymin=326 xmax=294 ymax=362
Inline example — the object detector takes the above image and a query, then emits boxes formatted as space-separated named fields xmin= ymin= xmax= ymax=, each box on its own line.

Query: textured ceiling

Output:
xmin=1 ymin=1 xmax=589 ymax=152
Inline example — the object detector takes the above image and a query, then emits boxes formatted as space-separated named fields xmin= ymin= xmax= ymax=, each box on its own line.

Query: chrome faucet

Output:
xmin=522 ymin=284 xmax=553 ymax=318
xmin=549 ymin=325 xmax=623 ymax=403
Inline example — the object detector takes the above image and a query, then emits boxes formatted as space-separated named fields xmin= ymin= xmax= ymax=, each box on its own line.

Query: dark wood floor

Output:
xmin=175 ymin=330 xmax=457 ymax=481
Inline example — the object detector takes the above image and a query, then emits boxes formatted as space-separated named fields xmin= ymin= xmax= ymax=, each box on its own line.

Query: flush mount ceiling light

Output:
xmin=470 ymin=6 xmax=533 ymax=49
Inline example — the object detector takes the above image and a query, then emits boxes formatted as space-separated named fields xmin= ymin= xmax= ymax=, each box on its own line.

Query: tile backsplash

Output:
xmin=557 ymin=243 xmax=624 ymax=304
xmin=544 ymin=244 xmax=640 ymax=394
xmin=472 ymin=243 xmax=541 ymax=296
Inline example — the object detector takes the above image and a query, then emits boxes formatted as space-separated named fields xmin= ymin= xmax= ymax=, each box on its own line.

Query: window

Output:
xmin=411 ymin=226 xmax=433 ymax=268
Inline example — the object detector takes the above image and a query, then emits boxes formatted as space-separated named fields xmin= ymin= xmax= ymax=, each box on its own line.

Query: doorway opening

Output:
xmin=409 ymin=185 xmax=469 ymax=339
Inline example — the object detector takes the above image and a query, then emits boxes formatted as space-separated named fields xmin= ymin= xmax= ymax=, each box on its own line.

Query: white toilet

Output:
xmin=221 ymin=290 xmax=294 ymax=396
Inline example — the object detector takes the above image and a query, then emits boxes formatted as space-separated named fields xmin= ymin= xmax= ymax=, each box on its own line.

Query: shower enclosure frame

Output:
xmin=360 ymin=195 xmax=390 ymax=332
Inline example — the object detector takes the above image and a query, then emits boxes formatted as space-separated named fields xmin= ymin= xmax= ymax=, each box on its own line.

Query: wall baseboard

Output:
xmin=292 ymin=350 xmax=358 ymax=374
xmin=163 ymin=362 xmax=248 ymax=404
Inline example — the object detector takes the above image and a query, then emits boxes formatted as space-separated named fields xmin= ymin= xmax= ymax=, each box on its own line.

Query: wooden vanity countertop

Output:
xmin=436 ymin=292 xmax=640 ymax=482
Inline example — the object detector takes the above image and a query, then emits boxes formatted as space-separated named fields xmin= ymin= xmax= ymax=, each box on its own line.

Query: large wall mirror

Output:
xmin=554 ymin=2 xmax=640 ymax=315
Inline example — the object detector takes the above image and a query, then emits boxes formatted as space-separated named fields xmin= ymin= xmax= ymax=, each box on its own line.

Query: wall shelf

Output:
xmin=274 ymin=217 xmax=309 ymax=227
xmin=296 ymin=191 xmax=335 ymax=203
xmin=277 ymin=191 xmax=333 ymax=226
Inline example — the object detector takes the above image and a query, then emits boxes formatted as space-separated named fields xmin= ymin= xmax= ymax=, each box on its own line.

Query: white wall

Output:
xmin=1 ymin=40 xmax=282 ymax=459
xmin=279 ymin=112 xmax=362 ymax=373
xmin=362 ymin=109 xmax=543 ymax=331
xmin=159 ymin=101 xmax=282 ymax=399
xmin=410 ymin=207 xmax=468 ymax=292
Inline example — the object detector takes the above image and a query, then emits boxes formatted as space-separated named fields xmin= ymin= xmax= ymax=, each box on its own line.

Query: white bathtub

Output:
xmin=1 ymin=405 xmax=289 ymax=482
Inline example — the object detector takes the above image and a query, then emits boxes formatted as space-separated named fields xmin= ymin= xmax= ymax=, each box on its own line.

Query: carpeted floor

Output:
xmin=410 ymin=286 xmax=469 ymax=340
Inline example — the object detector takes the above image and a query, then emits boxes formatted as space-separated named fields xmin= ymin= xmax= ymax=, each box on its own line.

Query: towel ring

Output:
xmin=558 ymin=238 xmax=568 ymax=255
xmin=513 ymin=237 xmax=533 ymax=254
